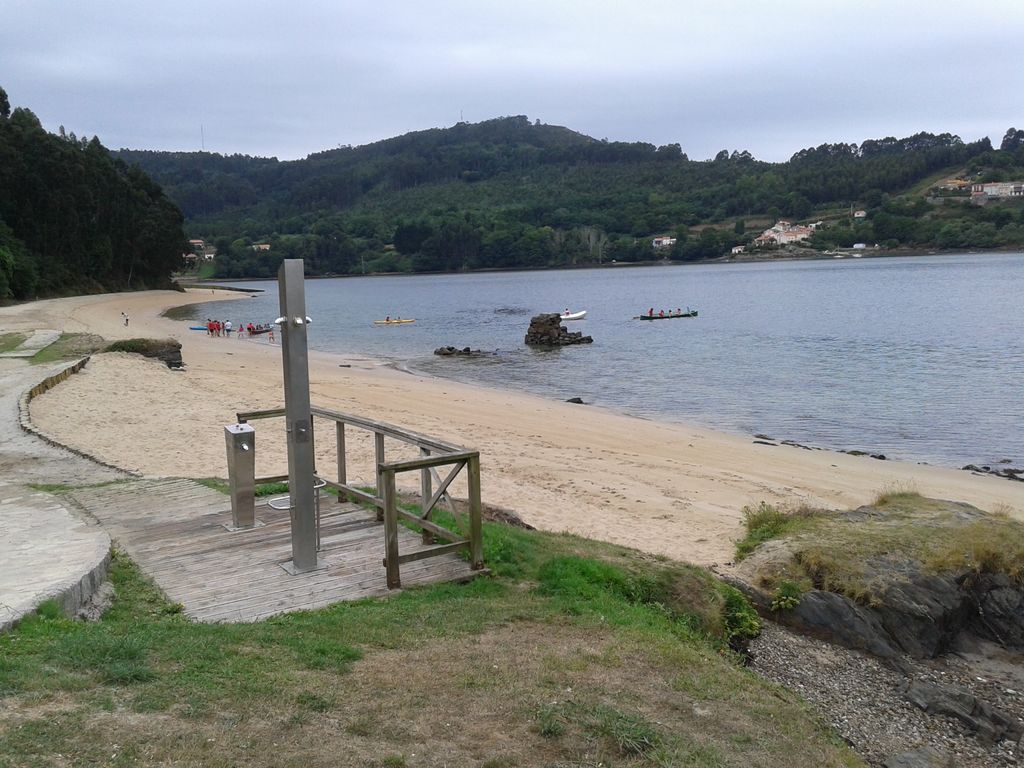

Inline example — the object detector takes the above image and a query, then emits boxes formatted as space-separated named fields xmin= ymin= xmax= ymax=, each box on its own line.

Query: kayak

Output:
xmin=189 ymin=326 xmax=207 ymax=330
xmin=373 ymin=318 xmax=416 ymax=325
xmin=560 ymin=310 xmax=587 ymax=321
xmin=634 ymin=310 xmax=699 ymax=320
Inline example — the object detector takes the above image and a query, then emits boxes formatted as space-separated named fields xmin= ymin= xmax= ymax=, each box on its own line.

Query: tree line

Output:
xmin=0 ymin=85 xmax=187 ymax=301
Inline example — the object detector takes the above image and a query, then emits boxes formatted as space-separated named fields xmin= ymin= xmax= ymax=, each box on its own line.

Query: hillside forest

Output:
xmin=118 ymin=117 xmax=1024 ymax=279
xmin=0 ymin=87 xmax=186 ymax=301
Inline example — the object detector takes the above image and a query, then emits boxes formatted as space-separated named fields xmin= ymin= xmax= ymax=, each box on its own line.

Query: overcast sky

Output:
xmin=2 ymin=1 xmax=1022 ymax=162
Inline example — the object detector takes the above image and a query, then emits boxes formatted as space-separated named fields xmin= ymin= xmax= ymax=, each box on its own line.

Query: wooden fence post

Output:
xmin=383 ymin=469 xmax=401 ymax=589
xmin=335 ymin=422 xmax=347 ymax=502
xmin=374 ymin=431 xmax=385 ymax=521
xmin=467 ymin=454 xmax=484 ymax=571
xmin=420 ymin=447 xmax=434 ymax=544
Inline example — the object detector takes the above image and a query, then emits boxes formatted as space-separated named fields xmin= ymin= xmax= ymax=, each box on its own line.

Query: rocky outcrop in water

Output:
xmin=524 ymin=313 xmax=593 ymax=347
xmin=433 ymin=346 xmax=490 ymax=357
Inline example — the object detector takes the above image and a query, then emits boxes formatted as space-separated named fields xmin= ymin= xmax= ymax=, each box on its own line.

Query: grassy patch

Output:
xmin=30 ymin=333 xmax=106 ymax=364
xmin=735 ymin=501 xmax=819 ymax=561
xmin=0 ymin=519 xmax=863 ymax=767
xmin=737 ymin=493 xmax=1024 ymax=605
xmin=0 ymin=331 xmax=27 ymax=352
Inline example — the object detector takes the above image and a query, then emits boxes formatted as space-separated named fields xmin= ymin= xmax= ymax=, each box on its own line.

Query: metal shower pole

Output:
xmin=277 ymin=259 xmax=318 ymax=573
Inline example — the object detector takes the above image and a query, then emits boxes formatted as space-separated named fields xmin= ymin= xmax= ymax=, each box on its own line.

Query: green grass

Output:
xmin=0 ymin=507 xmax=864 ymax=766
xmin=0 ymin=331 xmax=27 ymax=353
xmin=30 ymin=332 xmax=105 ymax=364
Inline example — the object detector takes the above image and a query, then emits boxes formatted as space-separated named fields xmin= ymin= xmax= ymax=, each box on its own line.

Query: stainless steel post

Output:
xmin=278 ymin=259 xmax=319 ymax=572
xmin=224 ymin=423 xmax=256 ymax=529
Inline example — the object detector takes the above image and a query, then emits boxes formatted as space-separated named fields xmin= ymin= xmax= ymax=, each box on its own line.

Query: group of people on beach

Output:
xmin=204 ymin=319 xmax=274 ymax=341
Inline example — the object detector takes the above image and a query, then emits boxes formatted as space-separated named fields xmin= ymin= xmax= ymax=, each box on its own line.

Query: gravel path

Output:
xmin=751 ymin=621 xmax=1024 ymax=767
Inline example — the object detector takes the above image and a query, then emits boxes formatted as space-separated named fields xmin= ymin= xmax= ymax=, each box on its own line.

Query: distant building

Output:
xmin=252 ymin=242 xmax=272 ymax=251
xmin=971 ymin=182 xmax=1024 ymax=198
xmin=755 ymin=221 xmax=813 ymax=246
xmin=853 ymin=210 xmax=867 ymax=219
xmin=731 ymin=245 xmax=746 ymax=255
xmin=187 ymin=238 xmax=216 ymax=261
xmin=651 ymin=236 xmax=676 ymax=250
xmin=852 ymin=243 xmax=867 ymax=250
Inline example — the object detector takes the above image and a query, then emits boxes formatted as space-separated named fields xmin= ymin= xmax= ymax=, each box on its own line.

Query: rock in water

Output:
xmin=524 ymin=313 xmax=593 ymax=347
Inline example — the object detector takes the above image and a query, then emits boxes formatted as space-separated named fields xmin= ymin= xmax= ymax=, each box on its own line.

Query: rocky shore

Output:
xmin=752 ymin=622 xmax=1023 ymax=767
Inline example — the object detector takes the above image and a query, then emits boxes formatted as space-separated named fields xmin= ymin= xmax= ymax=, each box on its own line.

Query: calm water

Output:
xmin=187 ymin=253 xmax=1024 ymax=467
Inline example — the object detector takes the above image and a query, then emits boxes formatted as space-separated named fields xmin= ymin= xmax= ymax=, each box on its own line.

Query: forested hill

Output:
xmin=0 ymin=86 xmax=186 ymax=302
xmin=115 ymin=116 xmax=1024 ymax=278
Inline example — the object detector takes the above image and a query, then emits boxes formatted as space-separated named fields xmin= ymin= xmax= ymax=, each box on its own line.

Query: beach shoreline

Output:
xmin=4 ymin=288 xmax=1024 ymax=567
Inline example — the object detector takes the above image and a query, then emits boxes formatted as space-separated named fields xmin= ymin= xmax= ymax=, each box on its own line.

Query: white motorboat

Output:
xmin=560 ymin=310 xmax=587 ymax=321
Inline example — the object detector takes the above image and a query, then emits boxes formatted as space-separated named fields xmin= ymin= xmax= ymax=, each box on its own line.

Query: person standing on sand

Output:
xmin=124 ymin=313 xmax=129 ymax=327
xmin=224 ymin=320 xmax=232 ymax=336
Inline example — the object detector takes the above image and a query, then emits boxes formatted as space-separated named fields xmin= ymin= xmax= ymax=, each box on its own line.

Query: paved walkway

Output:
xmin=0 ymin=329 xmax=61 ymax=358
xmin=0 ymin=353 xmax=126 ymax=631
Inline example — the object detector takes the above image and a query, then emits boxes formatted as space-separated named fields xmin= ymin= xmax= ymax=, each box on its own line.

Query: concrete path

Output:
xmin=0 ymin=481 xmax=111 ymax=632
xmin=0 ymin=329 xmax=61 ymax=358
xmin=0 ymin=353 xmax=127 ymax=631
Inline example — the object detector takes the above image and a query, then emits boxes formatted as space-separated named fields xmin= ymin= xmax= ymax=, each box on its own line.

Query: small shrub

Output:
xmin=718 ymin=584 xmax=761 ymax=641
xmin=770 ymin=581 xmax=802 ymax=612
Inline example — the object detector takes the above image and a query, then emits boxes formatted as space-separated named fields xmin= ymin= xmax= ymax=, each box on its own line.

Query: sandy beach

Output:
xmin=4 ymin=288 xmax=1023 ymax=567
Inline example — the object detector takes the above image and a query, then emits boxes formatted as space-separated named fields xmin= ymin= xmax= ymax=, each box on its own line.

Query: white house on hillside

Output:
xmin=754 ymin=221 xmax=813 ymax=246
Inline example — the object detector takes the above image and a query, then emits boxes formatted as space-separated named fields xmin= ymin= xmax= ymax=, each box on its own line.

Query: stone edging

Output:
xmin=18 ymin=356 xmax=141 ymax=477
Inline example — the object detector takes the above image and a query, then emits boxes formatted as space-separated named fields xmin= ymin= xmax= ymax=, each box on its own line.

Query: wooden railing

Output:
xmin=237 ymin=406 xmax=484 ymax=588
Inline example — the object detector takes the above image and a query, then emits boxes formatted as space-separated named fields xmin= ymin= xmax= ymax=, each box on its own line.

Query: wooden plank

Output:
xmin=380 ymin=452 xmax=475 ymax=474
xmin=396 ymin=541 xmax=469 ymax=564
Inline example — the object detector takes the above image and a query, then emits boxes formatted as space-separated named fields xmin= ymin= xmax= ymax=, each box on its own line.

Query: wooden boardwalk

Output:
xmin=66 ymin=478 xmax=481 ymax=622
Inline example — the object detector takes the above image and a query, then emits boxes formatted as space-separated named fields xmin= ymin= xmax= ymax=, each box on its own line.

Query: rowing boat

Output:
xmin=373 ymin=318 xmax=416 ymax=325
xmin=634 ymin=310 xmax=699 ymax=320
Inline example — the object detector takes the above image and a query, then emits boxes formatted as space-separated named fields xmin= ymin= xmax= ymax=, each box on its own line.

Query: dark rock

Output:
xmin=872 ymin=574 xmax=973 ymax=658
xmin=753 ymin=433 xmax=774 ymax=440
xmin=871 ymin=453 xmax=887 ymax=460
xmin=565 ymin=397 xmax=585 ymax=404
xmin=781 ymin=440 xmax=813 ymax=450
xmin=772 ymin=588 xmax=900 ymax=659
xmin=902 ymin=679 xmax=1024 ymax=744
xmin=433 ymin=346 xmax=489 ymax=357
xmin=845 ymin=449 xmax=869 ymax=456
xmin=882 ymin=746 xmax=955 ymax=768
xmin=752 ymin=440 xmax=777 ymax=446
xmin=524 ymin=313 xmax=593 ymax=347
xmin=969 ymin=573 xmax=1024 ymax=647
xmin=961 ymin=463 xmax=1023 ymax=482
xmin=104 ymin=338 xmax=183 ymax=369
